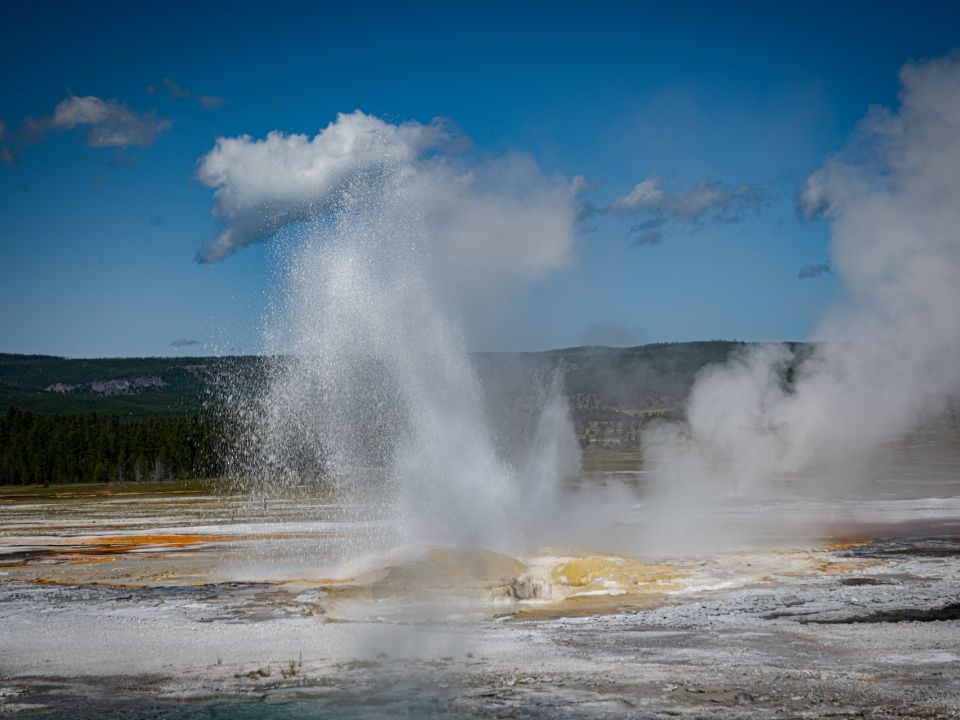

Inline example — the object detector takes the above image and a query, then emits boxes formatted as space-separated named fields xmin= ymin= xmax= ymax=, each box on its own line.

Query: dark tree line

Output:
xmin=0 ymin=407 xmax=226 ymax=485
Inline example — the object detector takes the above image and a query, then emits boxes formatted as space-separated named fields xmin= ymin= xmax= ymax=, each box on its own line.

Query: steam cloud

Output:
xmin=647 ymin=53 xmax=960 ymax=513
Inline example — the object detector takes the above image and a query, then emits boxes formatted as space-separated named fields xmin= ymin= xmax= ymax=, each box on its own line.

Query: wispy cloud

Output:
xmin=796 ymin=170 xmax=832 ymax=220
xmin=170 ymin=338 xmax=201 ymax=348
xmin=628 ymin=230 xmax=663 ymax=246
xmin=162 ymin=78 xmax=191 ymax=99
xmin=21 ymin=94 xmax=172 ymax=149
xmin=157 ymin=78 xmax=224 ymax=110
xmin=609 ymin=176 xmax=766 ymax=244
xmin=195 ymin=110 xmax=579 ymax=273
xmin=612 ymin=176 xmax=765 ymax=219
xmin=797 ymin=261 xmax=831 ymax=279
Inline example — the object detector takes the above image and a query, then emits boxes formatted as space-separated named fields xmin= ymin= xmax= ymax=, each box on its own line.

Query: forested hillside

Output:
xmin=0 ymin=408 xmax=226 ymax=485
xmin=0 ymin=342 xmax=754 ymax=484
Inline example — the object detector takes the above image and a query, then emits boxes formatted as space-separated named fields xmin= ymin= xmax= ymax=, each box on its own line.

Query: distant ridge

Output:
xmin=0 ymin=342 xmax=759 ymax=419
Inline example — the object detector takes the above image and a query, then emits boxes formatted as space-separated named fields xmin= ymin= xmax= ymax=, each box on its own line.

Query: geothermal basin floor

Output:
xmin=1 ymin=488 xmax=960 ymax=718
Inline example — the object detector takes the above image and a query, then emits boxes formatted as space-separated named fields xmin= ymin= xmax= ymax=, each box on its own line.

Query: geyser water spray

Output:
xmin=209 ymin=114 xmax=583 ymax=559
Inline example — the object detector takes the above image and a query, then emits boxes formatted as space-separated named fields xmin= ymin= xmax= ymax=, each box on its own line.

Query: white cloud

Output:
xmin=50 ymin=95 xmax=171 ymax=148
xmin=611 ymin=177 xmax=663 ymax=211
xmin=796 ymin=168 xmax=832 ymax=219
xmin=196 ymin=110 xmax=578 ymax=285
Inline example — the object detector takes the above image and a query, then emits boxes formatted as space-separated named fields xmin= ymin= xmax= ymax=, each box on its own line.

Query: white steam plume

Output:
xmin=646 ymin=53 xmax=960 ymax=518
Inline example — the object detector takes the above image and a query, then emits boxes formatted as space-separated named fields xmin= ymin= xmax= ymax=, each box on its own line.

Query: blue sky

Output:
xmin=2 ymin=1 xmax=958 ymax=357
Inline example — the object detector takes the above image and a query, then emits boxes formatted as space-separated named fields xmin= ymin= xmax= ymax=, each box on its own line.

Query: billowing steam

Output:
xmin=646 ymin=53 xmax=960 ymax=512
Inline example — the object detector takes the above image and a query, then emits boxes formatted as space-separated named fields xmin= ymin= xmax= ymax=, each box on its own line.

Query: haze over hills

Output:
xmin=5 ymin=342 xmax=956 ymax=485
xmin=0 ymin=342 xmax=748 ymax=420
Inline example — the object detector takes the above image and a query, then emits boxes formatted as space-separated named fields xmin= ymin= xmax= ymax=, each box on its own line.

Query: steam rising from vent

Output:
xmin=646 ymin=54 xmax=960 ymax=514
xmin=212 ymin=112 xmax=582 ymax=554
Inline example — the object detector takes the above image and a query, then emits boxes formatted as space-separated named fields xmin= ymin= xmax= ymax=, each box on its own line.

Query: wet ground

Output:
xmin=2 ymin=473 xmax=960 ymax=718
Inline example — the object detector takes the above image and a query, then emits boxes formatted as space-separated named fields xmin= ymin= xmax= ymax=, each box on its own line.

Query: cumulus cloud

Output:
xmin=170 ymin=338 xmax=201 ymax=348
xmin=44 ymin=94 xmax=171 ymax=148
xmin=196 ymin=111 xmax=449 ymax=261
xmin=797 ymin=261 xmax=831 ymax=278
xmin=581 ymin=322 xmax=648 ymax=347
xmin=196 ymin=110 xmax=579 ymax=282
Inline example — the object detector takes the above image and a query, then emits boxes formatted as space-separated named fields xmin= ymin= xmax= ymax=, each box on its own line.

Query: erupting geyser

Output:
xmin=202 ymin=111 xmax=583 ymax=556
